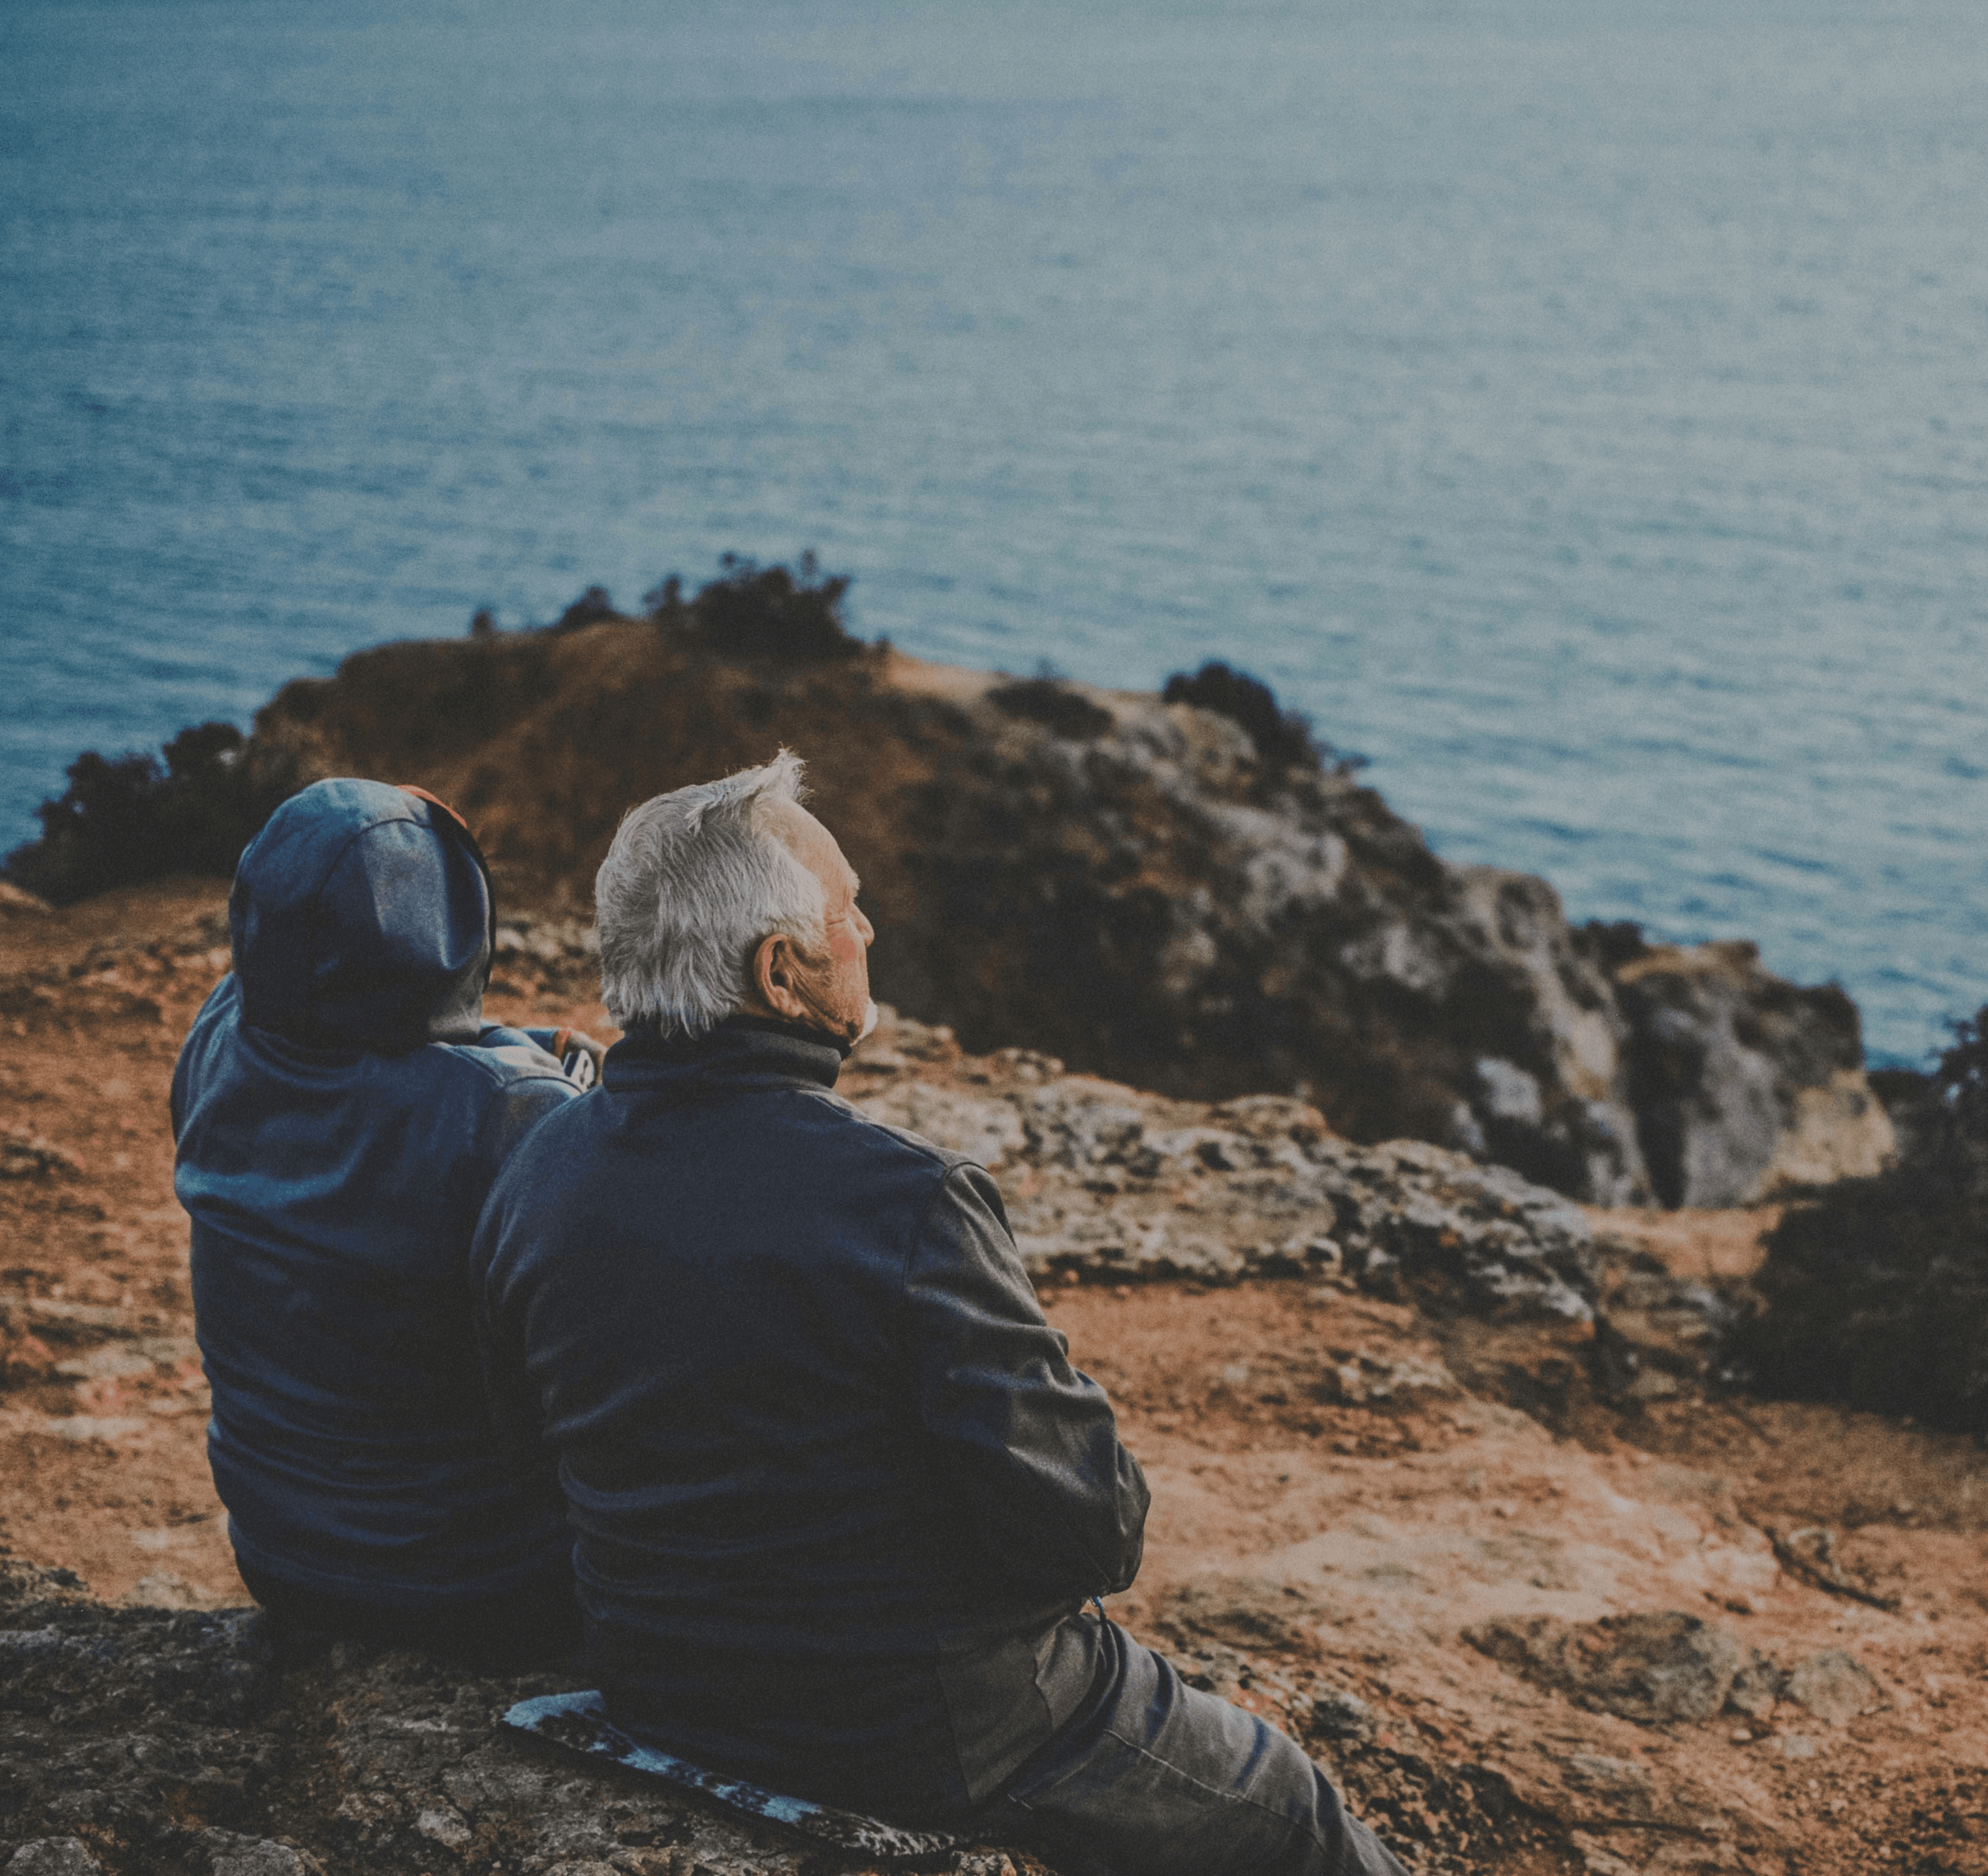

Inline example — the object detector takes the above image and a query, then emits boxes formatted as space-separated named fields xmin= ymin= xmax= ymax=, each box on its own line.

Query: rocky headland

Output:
xmin=7 ymin=571 xmax=1894 ymax=1212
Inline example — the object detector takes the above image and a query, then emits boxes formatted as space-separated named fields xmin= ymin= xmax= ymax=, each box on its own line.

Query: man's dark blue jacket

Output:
xmin=471 ymin=1018 xmax=1151 ymax=1822
xmin=172 ymin=779 xmax=578 ymax=1607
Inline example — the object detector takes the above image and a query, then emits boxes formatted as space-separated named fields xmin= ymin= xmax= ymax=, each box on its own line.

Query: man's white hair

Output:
xmin=595 ymin=750 xmax=826 ymax=1035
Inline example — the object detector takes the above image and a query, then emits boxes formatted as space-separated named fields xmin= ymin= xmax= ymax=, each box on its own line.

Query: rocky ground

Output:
xmin=1 ymin=885 xmax=1984 ymax=1876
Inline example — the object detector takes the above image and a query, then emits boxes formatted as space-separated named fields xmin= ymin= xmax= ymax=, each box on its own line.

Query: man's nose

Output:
xmin=854 ymin=904 xmax=876 ymax=945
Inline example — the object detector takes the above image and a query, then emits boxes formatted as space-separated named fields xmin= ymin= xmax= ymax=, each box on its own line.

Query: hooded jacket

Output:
xmin=471 ymin=1017 xmax=1150 ymax=1821
xmin=171 ymin=779 xmax=579 ymax=1606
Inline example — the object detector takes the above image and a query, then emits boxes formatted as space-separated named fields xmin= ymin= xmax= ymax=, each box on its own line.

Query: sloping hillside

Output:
xmin=0 ymin=888 xmax=1980 ymax=1876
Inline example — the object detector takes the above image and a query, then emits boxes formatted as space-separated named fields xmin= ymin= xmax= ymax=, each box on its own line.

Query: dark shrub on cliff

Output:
xmin=563 ymin=557 xmax=864 ymax=660
xmin=551 ymin=585 xmax=620 ymax=633
xmin=652 ymin=552 xmax=861 ymax=662
xmin=1162 ymin=660 xmax=1319 ymax=770
xmin=4 ymin=722 xmax=295 ymax=905
xmin=1937 ymin=1008 xmax=1988 ymax=1136
xmin=1575 ymin=919 xmax=1651 ymax=973
xmin=1736 ymin=1006 xmax=1988 ymax=1434
xmin=987 ymin=676 xmax=1114 ymax=738
xmin=7 ymin=553 xmax=861 ymax=907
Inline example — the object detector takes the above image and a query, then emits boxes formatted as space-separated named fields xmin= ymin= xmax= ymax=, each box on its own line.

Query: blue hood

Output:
xmin=231 ymin=778 xmax=493 ymax=1052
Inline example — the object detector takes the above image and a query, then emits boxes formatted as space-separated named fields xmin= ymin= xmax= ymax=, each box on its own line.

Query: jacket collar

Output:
xmin=603 ymin=1014 xmax=846 ymax=1098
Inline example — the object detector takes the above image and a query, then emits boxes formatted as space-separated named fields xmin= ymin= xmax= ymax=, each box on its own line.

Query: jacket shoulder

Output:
xmin=798 ymin=1085 xmax=980 ymax=1179
xmin=429 ymin=1030 xmax=577 ymax=1097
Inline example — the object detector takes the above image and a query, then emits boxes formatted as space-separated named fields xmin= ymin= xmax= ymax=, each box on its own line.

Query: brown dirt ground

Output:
xmin=1 ymin=882 xmax=1983 ymax=1875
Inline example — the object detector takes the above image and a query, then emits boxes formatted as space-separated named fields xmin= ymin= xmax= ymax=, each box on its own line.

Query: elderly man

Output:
xmin=472 ymin=753 xmax=1405 ymax=1876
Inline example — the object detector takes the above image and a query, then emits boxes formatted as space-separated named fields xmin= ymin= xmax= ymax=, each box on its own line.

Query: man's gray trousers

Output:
xmin=969 ymin=1620 xmax=1409 ymax=1876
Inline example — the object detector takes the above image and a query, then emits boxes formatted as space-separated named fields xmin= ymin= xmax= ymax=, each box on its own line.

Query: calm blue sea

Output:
xmin=3 ymin=0 xmax=1983 ymax=1064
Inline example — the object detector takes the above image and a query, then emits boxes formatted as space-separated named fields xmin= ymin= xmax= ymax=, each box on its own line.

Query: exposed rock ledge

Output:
xmin=0 ymin=1557 xmax=1568 ymax=1876
xmin=0 ymin=1556 xmax=1899 ymax=1876
xmin=845 ymin=1010 xmax=1599 ymax=1322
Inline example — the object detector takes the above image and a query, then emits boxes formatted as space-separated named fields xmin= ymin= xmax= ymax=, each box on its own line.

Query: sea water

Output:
xmin=2 ymin=0 xmax=1983 ymax=1064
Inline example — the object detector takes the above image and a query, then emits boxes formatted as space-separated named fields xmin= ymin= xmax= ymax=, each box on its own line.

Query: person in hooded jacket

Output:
xmin=171 ymin=778 xmax=591 ymax=1655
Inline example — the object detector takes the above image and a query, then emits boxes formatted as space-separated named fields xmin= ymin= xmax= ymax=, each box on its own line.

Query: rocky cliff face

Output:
xmin=885 ymin=687 xmax=1657 ymax=1206
xmin=53 ymin=611 xmax=1889 ymax=1207
xmin=1606 ymin=938 xmax=1894 ymax=1209
xmin=874 ymin=676 xmax=1892 ymax=1209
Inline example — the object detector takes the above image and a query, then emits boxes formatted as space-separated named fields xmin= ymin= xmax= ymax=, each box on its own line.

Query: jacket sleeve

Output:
xmin=469 ymin=1164 xmax=540 ymax=1460
xmin=906 ymin=1162 xmax=1148 ymax=1602
xmin=487 ymin=1070 xmax=579 ymax=1161
xmin=465 ymin=1072 xmax=583 ymax=1455
xmin=170 ymin=979 xmax=235 ymax=1142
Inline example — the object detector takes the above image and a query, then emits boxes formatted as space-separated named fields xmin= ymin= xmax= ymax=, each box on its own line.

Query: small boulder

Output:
xmin=1306 ymin=1688 xmax=1378 ymax=1743
xmin=1782 ymin=1649 xmax=1880 ymax=1723
xmin=3 ymin=1843 xmax=104 ymax=1876
xmin=202 ymin=1836 xmax=323 ymax=1876
xmin=1558 ymin=1752 xmax=1654 ymax=1817
xmin=1465 ymin=1611 xmax=1743 ymax=1724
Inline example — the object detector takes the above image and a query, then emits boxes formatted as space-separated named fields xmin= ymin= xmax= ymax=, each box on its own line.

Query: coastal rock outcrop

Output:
xmin=888 ymin=694 xmax=1657 ymax=1208
xmin=5 ymin=586 xmax=1894 ymax=1207
xmin=1603 ymin=936 xmax=1895 ymax=1207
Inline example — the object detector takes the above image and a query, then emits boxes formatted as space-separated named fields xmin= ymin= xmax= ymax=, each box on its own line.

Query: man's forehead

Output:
xmin=768 ymin=800 xmax=856 ymax=889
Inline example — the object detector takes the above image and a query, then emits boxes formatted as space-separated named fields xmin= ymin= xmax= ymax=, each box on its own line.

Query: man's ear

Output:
xmin=750 ymin=930 xmax=808 ymax=1022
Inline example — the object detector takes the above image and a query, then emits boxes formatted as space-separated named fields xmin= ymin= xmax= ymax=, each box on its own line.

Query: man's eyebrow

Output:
xmin=849 ymin=869 xmax=862 ymax=895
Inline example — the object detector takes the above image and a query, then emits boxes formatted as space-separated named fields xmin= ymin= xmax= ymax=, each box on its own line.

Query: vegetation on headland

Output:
xmin=3 ymin=721 xmax=295 ymax=908
xmin=1161 ymin=660 xmax=1327 ymax=773
xmin=3 ymin=558 xmax=1328 ymax=903
xmin=1738 ymin=1006 xmax=1988 ymax=1434
xmin=4 ymin=557 xmax=869 ymax=904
